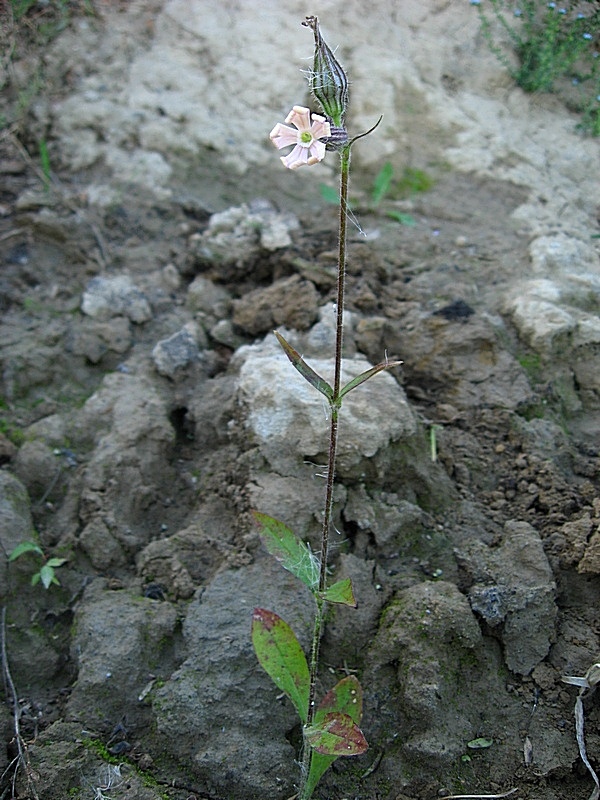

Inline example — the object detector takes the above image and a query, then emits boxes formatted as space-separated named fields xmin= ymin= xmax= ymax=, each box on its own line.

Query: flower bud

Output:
xmin=302 ymin=16 xmax=349 ymax=130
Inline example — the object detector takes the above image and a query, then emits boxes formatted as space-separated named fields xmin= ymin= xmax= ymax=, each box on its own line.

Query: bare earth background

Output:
xmin=1 ymin=1 xmax=600 ymax=799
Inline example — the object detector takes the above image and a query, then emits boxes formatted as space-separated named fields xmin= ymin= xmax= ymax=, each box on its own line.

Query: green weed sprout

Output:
xmin=8 ymin=541 xmax=67 ymax=589
xmin=253 ymin=17 xmax=400 ymax=800
xmin=320 ymin=161 xmax=430 ymax=225
xmin=472 ymin=0 xmax=600 ymax=134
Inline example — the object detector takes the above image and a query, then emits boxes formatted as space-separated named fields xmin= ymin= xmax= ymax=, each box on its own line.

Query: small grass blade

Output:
xmin=371 ymin=162 xmax=393 ymax=206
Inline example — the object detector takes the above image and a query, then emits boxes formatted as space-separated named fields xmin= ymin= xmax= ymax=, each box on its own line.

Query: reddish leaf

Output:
xmin=305 ymin=711 xmax=368 ymax=756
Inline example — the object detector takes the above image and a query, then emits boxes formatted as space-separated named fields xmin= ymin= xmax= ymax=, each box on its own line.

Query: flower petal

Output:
xmin=308 ymin=140 xmax=326 ymax=162
xmin=281 ymin=144 xmax=310 ymax=169
xmin=310 ymin=117 xmax=331 ymax=140
xmin=285 ymin=105 xmax=312 ymax=131
xmin=270 ymin=123 xmax=300 ymax=149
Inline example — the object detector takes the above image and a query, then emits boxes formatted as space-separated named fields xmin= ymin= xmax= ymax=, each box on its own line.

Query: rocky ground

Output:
xmin=0 ymin=2 xmax=599 ymax=800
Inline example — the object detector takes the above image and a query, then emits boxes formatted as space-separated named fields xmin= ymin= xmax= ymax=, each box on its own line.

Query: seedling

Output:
xmin=8 ymin=540 xmax=67 ymax=589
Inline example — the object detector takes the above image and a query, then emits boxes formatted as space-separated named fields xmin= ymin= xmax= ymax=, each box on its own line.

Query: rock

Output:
xmin=186 ymin=275 xmax=231 ymax=317
xmin=152 ymin=323 xmax=201 ymax=379
xmin=455 ymin=519 xmax=557 ymax=675
xmin=232 ymin=274 xmax=319 ymax=335
xmin=529 ymin=233 xmax=600 ymax=276
xmin=67 ymin=316 xmax=132 ymax=363
xmin=246 ymin=472 xmax=346 ymax=550
xmin=79 ymin=518 xmax=127 ymax=570
xmin=67 ymin=579 xmax=179 ymax=730
xmin=153 ymin=558 xmax=314 ymax=798
xmin=73 ymin=370 xmax=177 ymax=551
xmin=323 ymin=553 xmax=387 ymax=662
xmin=363 ymin=580 xmax=492 ymax=776
xmin=188 ymin=201 xmax=299 ymax=281
xmin=0 ymin=472 xmax=36 ymax=597
xmin=209 ymin=318 xmax=246 ymax=349
xmin=0 ymin=433 xmax=17 ymax=464
xmin=25 ymin=720 xmax=165 ymax=800
xmin=502 ymin=234 xmax=600 ymax=396
xmin=577 ymin=518 xmax=600 ymax=574
xmin=234 ymin=336 xmax=418 ymax=481
xmin=81 ymin=275 xmax=152 ymax=323
xmin=137 ymin=521 xmax=241 ymax=599
xmin=382 ymin=310 xmax=533 ymax=410
xmin=13 ymin=440 xmax=63 ymax=505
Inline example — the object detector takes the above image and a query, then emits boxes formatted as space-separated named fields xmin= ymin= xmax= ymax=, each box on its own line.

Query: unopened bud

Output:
xmin=302 ymin=16 xmax=349 ymax=130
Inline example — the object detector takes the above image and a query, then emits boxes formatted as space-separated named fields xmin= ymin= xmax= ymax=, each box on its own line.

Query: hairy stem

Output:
xmin=301 ymin=143 xmax=351 ymax=795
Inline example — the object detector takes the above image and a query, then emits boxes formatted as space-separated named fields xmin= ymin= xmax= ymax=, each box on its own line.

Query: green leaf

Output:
xmin=386 ymin=210 xmax=416 ymax=226
xmin=252 ymin=608 xmax=310 ymax=724
xmin=274 ymin=331 xmax=333 ymax=402
xmin=304 ymin=676 xmax=365 ymax=796
xmin=317 ymin=675 xmax=363 ymax=725
xmin=338 ymin=358 xmax=402 ymax=401
xmin=467 ymin=737 xmax=494 ymax=749
xmin=46 ymin=557 xmax=68 ymax=568
xmin=39 ymin=565 xmax=59 ymax=589
xmin=371 ymin=162 xmax=393 ymax=206
xmin=321 ymin=578 xmax=356 ymax=607
xmin=9 ymin=541 xmax=43 ymax=561
xmin=305 ymin=711 xmax=368 ymax=756
xmin=253 ymin=512 xmax=320 ymax=590
xmin=319 ymin=183 xmax=340 ymax=205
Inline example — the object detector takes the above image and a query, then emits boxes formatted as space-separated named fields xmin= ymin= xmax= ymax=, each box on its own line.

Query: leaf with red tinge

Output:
xmin=305 ymin=711 xmax=368 ymax=756
xmin=304 ymin=675 xmax=365 ymax=797
xmin=274 ymin=331 xmax=333 ymax=402
xmin=321 ymin=577 xmax=357 ymax=607
xmin=251 ymin=608 xmax=310 ymax=724
xmin=253 ymin=512 xmax=320 ymax=590
xmin=316 ymin=675 xmax=363 ymax=725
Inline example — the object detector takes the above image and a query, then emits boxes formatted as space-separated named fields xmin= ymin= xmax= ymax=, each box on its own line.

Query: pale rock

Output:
xmin=81 ymin=275 xmax=152 ymax=323
xmin=234 ymin=336 xmax=417 ymax=479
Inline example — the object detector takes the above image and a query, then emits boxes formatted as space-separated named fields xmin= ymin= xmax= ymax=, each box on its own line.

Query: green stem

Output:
xmin=300 ymin=143 xmax=351 ymax=797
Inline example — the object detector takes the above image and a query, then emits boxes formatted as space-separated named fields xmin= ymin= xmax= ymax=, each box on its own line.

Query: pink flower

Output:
xmin=269 ymin=105 xmax=331 ymax=169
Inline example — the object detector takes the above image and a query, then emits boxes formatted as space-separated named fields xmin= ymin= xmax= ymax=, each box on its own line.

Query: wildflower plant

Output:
xmin=252 ymin=16 xmax=399 ymax=800
xmin=473 ymin=0 xmax=600 ymax=134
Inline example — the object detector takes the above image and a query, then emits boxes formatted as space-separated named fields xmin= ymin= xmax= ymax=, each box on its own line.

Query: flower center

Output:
xmin=299 ymin=130 xmax=314 ymax=147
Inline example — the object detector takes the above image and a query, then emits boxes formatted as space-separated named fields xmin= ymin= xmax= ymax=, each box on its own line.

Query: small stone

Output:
xmin=152 ymin=324 xmax=200 ymax=379
xmin=81 ymin=275 xmax=152 ymax=323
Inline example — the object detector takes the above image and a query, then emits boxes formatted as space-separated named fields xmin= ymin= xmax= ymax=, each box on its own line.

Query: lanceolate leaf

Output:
xmin=9 ymin=541 xmax=43 ymax=561
xmin=320 ymin=578 xmax=357 ymax=607
xmin=305 ymin=711 xmax=368 ymax=756
xmin=252 ymin=608 xmax=310 ymax=724
xmin=338 ymin=359 xmax=403 ymax=401
xmin=274 ymin=331 xmax=334 ymax=402
xmin=253 ymin=512 xmax=320 ymax=590
xmin=304 ymin=676 xmax=365 ymax=796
